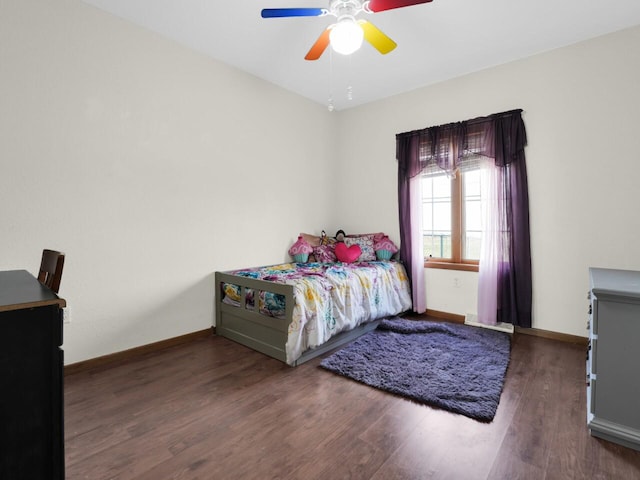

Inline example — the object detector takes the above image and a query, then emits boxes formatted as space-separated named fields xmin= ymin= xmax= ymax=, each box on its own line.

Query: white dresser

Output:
xmin=587 ymin=267 xmax=640 ymax=451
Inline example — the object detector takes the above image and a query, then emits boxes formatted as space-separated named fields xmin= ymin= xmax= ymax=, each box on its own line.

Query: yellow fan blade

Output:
xmin=305 ymin=28 xmax=331 ymax=61
xmin=358 ymin=20 xmax=397 ymax=55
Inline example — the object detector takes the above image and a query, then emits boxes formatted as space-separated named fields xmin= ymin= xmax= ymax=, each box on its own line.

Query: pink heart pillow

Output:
xmin=335 ymin=242 xmax=361 ymax=263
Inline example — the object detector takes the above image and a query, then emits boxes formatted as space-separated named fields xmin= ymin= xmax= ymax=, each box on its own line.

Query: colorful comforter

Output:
xmin=222 ymin=261 xmax=412 ymax=365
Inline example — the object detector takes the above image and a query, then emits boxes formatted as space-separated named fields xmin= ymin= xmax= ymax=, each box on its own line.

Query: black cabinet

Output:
xmin=0 ymin=270 xmax=65 ymax=479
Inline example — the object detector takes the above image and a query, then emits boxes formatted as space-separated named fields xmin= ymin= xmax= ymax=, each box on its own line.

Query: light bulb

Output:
xmin=329 ymin=18 xmax=364 ymax=55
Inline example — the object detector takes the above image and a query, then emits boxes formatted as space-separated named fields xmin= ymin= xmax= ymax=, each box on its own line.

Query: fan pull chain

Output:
xmin=347 ymin=54 xmax=354 ymax=101
xmin=328 ymin=49 xmax=335 ymax=112
xmin=327 ymin=51 xmax=357 ymax=110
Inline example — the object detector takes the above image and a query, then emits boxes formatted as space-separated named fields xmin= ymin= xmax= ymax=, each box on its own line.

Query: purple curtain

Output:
xmin=396 ymin=109 xmax=532 ymax=327
xmin=397 ymin=134 xmax=427 ymax=312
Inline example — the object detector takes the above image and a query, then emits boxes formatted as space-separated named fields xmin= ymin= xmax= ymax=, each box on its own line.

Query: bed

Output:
xmin=215 ymin=260 xmax=412 ymax=366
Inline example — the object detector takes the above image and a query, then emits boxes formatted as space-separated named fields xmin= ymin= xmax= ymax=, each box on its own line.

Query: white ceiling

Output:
xmin=82 ymin=0 xmax=640 ymax=111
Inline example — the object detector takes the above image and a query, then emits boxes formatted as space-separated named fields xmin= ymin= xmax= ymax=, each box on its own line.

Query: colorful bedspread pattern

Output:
xmin=223 ymin=261 xmax=412 ymax=364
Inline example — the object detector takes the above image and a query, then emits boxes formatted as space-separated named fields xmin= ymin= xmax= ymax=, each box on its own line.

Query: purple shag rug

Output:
xmin=319 ymin=317 xmax=511 ymax=422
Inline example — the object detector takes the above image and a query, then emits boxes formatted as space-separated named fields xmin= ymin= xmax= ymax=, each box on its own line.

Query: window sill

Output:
xmin=424 ymin=261 xmax=479 ymax=272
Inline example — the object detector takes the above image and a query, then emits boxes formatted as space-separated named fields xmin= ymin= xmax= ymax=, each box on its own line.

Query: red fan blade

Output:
xmin=305 ymin=28 xmax=331 ymax=60
xmin=367 ymin=0 xmax=433 ymax=13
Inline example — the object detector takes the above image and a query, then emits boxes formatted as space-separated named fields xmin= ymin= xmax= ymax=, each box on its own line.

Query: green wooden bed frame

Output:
xmin=214 ymin=271 xmax=382 ymax=366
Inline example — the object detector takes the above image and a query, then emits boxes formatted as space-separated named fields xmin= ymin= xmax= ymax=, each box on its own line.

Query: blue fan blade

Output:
xmin=261 ymin=8 xmax=327 ymax=18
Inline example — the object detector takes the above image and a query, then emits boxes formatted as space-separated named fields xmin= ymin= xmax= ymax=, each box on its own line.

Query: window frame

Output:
xmin=423 ymin=171 xmax=480 ymax=273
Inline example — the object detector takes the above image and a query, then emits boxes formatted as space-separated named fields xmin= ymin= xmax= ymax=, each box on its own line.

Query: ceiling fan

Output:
xmin=261 ymin=0 xmax=434 ymax=60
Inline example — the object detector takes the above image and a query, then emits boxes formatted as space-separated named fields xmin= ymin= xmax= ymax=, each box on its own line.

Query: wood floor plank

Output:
xmin=357 ymin=395 xmax=430 ymax=455
xmin=64 ymin=328 xmax=640 ymax=480
xmin=540 ymin=339 xmax=597 ymax=480
xmin=487 ymin=335 xmax=572 ymax=478
xmin=65 ymin=345 xmax=265 ymax=469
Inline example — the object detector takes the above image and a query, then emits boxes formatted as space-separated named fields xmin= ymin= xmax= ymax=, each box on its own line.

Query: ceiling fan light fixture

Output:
xmin=329 ymin=18 xmax=364 ymax=55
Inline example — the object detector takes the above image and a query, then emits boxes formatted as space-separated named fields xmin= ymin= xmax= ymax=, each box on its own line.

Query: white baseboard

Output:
xmin=464 ymin=313 xmax=514 ymax=334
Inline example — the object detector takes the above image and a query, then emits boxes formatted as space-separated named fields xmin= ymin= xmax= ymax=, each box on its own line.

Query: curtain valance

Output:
xmin=396 ymin=109 xmax=527 ymax=177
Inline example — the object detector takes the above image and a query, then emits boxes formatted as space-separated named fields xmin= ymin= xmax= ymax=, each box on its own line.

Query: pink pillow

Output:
xmin=344 ymin=235 xmax=376 ymax=261
xmin=335 ymin=242 xmax=361 ymax=263
xmin=313 ymin=244 xmax=337 ymax=263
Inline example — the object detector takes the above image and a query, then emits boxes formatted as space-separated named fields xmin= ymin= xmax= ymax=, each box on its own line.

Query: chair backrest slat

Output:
xmin=38 ymin=249 xmax=65 ymax=294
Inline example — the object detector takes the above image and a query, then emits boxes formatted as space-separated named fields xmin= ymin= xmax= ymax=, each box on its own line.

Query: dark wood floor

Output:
xmin=65 ymin=327 xmax=640 ymax=479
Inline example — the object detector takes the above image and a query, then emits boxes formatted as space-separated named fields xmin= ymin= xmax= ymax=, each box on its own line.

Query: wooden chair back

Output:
xmin=38 ymin=249 xmax=65 ymax=294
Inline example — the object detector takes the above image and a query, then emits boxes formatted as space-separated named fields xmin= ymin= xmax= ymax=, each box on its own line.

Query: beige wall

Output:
xmin=335 ymin=25 xmax=640 ymax=337
xmin=0 ymin=0 xmax=337 ymax=364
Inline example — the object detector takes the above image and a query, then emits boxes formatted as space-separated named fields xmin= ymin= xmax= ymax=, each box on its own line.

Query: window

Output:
xmin=421 ymin=168 xmax=483 ymax=271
